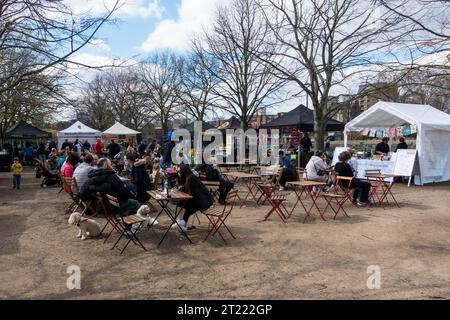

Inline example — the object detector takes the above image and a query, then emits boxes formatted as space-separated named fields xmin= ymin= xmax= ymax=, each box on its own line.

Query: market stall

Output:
xmin=102 ymin=122 xmax=140 ymax=143
xmin=57 ymin=121 xmax=102 ymax=148
xmin=344 ymin=101 xmax=450 ymax=185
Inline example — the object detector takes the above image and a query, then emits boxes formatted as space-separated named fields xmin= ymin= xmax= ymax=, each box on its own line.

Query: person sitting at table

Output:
xmin=195 ymin=162 xmax=234 ymax=205
xmin=304 ymin=151 xmax=329 ymax=183
xmin=278 ymin=150 xmax=294 ymax=191
xmin=172 ymin=164 xmax=213 ymax=231
xmin=375 ymin=137 xmax=390 ymax=155
xmin=79 ymin=158 xmax=139 ymax=229
xmin=334 ymin=151 xmax=372 ymax=207
xmin=61 ymin=152 xmax=80 ymax=193
xmin=73 ymin=154 xmax=96 ymax=193
xmin=125 ymin=154 xmax=152 ymax=204
xmin=395 ymin=137 xmax=408 ymax=151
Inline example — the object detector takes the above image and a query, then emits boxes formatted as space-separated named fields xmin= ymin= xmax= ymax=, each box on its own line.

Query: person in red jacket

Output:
xmin=93 ymin=138 xmax=104 ymax=157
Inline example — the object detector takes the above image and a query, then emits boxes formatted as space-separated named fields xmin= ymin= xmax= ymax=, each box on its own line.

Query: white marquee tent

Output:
xmin=102 ymin=122 xmax=140 ymax=141
xmin=57 ymin=121 xmax=102 ymax=148
xmin=344 ymin=101 xmax=450 ymax=185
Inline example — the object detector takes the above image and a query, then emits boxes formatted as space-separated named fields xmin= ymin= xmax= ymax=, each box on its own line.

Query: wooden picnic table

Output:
xmin=148 ymin=190 xmax=193 ymax=246
xmin=288 ymin=180 xmax=328 ymax=223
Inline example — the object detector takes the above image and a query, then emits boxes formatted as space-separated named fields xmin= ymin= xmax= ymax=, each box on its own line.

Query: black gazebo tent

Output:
xmin=183 ymin=120 xmax=216 ymax=134
xmin=261 ymin=105 xmax=345 ymax=131
xmin=5 ymin=120 xmax=52 ymax=140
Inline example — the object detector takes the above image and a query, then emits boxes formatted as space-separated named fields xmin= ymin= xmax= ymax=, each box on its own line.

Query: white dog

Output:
xmin=68 ymin=212 xmax=101 ymax=240
xmin=136 ymin=205 xmax=159 ymax=229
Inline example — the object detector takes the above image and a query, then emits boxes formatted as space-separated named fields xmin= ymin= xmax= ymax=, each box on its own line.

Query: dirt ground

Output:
xmin=1 ymin=169 xmax=449 ymax=300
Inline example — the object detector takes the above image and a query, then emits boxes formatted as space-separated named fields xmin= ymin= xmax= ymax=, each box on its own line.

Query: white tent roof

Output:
xmin=103 ymin=122 xmax=140 ymax=135
xmin=58 ymin=121 xmax=101 ymax=135
xmin=345 ymin=101 xmax=450 ymax=131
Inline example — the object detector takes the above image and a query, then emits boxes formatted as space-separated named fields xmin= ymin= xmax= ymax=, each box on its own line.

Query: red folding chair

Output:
xmin=335 ymin=175 xmax=357 ymax=207
xmin=96 ymin=193 xmax=124 ymax=243
xmin=97 ymin=193 xmax=147 ymax=254
xmin=203 ymin=190 xmax=238 ymax=244
xmin=264 ymin=193 xmax=289 ymax=222
xmin=321 ymin=193 xmax=350 ymax=220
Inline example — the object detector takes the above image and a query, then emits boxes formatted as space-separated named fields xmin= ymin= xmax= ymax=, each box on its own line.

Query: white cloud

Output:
xmin=90 ymin=39 xmax=111 ymax=52
xmin=67 ymin=0 xmax=165 ymax=19
xmin=139 ymin=0 xmax=232 ymax=52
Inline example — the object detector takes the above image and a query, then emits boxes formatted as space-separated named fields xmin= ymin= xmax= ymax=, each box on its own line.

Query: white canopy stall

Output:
xmin=102 ymin=122 xmax=140 ymax=143
xmin=344 ymin=101 xmax=450 ymax=185
xmin=57 ymin=121 xmax=102 ymax=148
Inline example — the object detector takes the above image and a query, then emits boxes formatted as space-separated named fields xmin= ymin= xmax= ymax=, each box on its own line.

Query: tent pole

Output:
xmin=344 ymin=131 xmax=348 ymax=148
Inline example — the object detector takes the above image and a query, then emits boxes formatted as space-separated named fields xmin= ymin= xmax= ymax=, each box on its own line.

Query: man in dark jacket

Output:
xmin=126 ymin=155 xmax=151 ymax=203
xmin=106 ymin=140 xmax=121 ymax=159
xmin=80 ymin=158 xmax=139 ymax=217
xmin=138 ymin=142 xmax=147 ymax=158
xmin=163 ymin=140 xmax=175 ymax=166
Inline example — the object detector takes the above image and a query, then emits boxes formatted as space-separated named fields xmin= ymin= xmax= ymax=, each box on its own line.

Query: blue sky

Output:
xmin=71 ymin=0 xmax=230 ymax=62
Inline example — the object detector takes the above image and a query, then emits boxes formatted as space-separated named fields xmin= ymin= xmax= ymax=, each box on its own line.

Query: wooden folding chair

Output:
xmin=321 ymin=193 xmax=350 ymax=219
xmin=335 ymin=176 xmax=357 ymax=207
xmin=97 ymin=193 xmax=147 ymax=254
xmin=264 ymin=193 xmax=289 ymax=222
xmin=60 ymin=176 xmax=82 ymax=214
xmin=203 ymin=190 xmax=238 ymax=243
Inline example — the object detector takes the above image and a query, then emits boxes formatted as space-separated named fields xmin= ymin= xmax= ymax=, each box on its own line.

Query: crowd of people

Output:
xmin=6 ymin=134 xmax=410 ymax=232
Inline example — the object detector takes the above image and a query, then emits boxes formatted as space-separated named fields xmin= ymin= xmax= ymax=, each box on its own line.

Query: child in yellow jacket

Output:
xmin=11 ymin=157 xmax=23 ymax=189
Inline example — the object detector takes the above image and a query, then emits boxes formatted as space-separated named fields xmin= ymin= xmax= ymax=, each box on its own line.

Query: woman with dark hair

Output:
xmin=173 ymin=164 xmax=213 ymax=231
xmin=334 ymin=151 xmax=372 ymax=207
xmin=61 ymin=152 xmax=80 ymax=193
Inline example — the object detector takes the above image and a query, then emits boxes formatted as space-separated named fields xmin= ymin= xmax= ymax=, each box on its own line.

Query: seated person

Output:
xmin=278 ymin=150 xmax=294 ymax=191
xmin=73 ymin=154 xmax=96 ymax=193
xmin=61 ymin=152 xmax=80 ymax=193
xmin=375 ymin=137 xmax=390 ymax=155
xmin=304 ymin=151 xmax=329 ymax=183
xmin=150 ymin=157 xmax=164 ymax=187
xmin=195 ymin=162 xmax=234 ymax=205
xmin=46 ymin=148 xmax=59 ymax=175
xmin=126 ymin=154 xmax=152 ymax=204
xmin=173 ymin=164 xmax=213 ymax=231
xmin=79 ymin=158 xmax=139 ymax=227
xmin=334 ymin=151 xmax=372 ymax=207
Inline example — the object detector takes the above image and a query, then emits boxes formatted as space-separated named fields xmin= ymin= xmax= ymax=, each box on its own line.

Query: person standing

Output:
xmin=82 ymin=140 xmax=92 ymax=153
xmin=301 ymin=133 xmax=312 ymax=154
xmin=11 ymin=157 xmax=23 ymax=189
xmin=23 ymin=143 xmax=34 ymax=166
xmin=73 ymin=139 xmax=83 ymax=156
xmin=395 ymin=137 xmax=408 ymax=151
xmin=106 ymin=139 xmax=121 ymax=159
xmin=375 ymin=137 xmax=390 ymax=155
xmin=37 ymin=142 xmax=46 ymax=164
xmin=93 ymin=138 xmax=104 ymax=157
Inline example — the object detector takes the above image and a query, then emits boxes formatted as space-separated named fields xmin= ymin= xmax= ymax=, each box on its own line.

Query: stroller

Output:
xmin=34 ymin=159 xmax=61 ymax=188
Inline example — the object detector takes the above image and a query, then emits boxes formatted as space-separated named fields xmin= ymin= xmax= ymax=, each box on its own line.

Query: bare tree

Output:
xmin=0 ymin=0 xmax=119 ymax=94
xmin=255 ymin=0 xmax=408 ymax=150
xmin=193 ymin=0 xmax=287 ymax=131
xmin=139 ymin=51 xmax=184 ymax=136
xmin=180 ymin=53 xmax=220 ymax=122
xmin=75 ymin=69 xmax=152 ymax=131
xmin=0 ymin=49 xmax=65 ymax=140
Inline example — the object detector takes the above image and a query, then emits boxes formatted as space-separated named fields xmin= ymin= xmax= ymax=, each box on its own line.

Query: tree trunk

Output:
xmin=313 ymin=118 xmax=326 ymax=152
